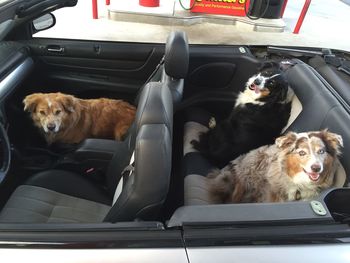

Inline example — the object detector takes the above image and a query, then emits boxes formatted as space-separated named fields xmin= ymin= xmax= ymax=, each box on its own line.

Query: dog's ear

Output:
xmin=275 ymin=132 xmax=297 ymax=149
xmin=23 ymin=93 xmax=42 ymax=113
xmin=320 ymin=129 xmax=343 ymax=156
xmin=279 ymin=60 xmax=296 ymax=72
xmin=58 ymin=93 xmax=76 ymax=113
xmin=259 ymin=60 xmax=296 ymax=72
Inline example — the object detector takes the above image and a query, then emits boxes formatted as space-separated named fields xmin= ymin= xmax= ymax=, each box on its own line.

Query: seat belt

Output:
xmin=121 ymin=151 xmax=135 ymax=185
xmin=134 ymin=55 xmax=165 ymax=105
xmin=112 ymin=151 xmax=135 ymax=204
xmin=144 ymin=55 xmax=165 ymax=84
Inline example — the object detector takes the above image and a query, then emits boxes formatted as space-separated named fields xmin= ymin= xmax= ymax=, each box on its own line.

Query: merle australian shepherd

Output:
xmin=208 ymin=130 xmax=344 ymax=203
xmin=191 ymin=61 xmax=293 ymax=168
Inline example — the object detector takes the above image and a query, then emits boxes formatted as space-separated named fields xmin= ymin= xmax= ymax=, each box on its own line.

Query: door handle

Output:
xmin=47 ymin=45 xmax=65 ymax=53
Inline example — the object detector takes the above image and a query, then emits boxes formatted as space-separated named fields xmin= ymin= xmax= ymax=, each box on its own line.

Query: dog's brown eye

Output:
xmin=55 ymin=110 xmax=61 ymax=115
xmin=318 ymin=149 xmax=325 ymax=154
xmin=39 ymin=110 xmax=45 ymax=115
xmin=298 ymin=150 xmax=307 ymax=156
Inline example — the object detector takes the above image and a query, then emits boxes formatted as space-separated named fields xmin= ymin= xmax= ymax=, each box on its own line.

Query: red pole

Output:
xmin=106 ymin=0 xmax=110 ymax=5
xmin=293 ymin=0 xmax=312 ymax=34
xmin=92 ymin=0 xmax=98 ymax=19
xmin=280 ymin=0 xmax=288 ymax=18
xmin=139 ymin=0 xmax=160 ymax=7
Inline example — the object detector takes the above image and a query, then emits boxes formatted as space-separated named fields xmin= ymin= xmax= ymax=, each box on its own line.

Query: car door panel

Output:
xmin=184 ymin=45 xmax=260 ymax=100
xmin=24 ymin=39 xmax=165 ymax=99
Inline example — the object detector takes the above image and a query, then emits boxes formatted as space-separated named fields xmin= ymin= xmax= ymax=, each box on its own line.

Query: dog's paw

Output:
xmin=208 ymin=117 xmax=216 ymax=129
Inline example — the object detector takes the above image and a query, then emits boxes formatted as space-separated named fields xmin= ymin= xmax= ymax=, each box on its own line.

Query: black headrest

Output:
xmin=164 ymin=31 xmax=189 ymax=79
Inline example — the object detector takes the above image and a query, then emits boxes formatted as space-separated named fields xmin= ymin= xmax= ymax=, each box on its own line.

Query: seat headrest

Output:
xmin=164 ymin=31 xmax=189 ymax=79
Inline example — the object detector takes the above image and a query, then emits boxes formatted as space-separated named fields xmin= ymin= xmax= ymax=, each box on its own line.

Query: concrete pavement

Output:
xmin=36 ymin=0 xmax=350 ymax=52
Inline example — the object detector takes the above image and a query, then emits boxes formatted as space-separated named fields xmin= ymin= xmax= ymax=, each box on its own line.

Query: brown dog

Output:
xmin=208 ymin=130 xmax=344 ymax=203
xmin=23 ymin=92 xmax=136 ymax=144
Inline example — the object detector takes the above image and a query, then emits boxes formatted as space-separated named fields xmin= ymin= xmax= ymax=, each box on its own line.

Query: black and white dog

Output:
xmin=191 ymin=61 xmax=294 ymax=168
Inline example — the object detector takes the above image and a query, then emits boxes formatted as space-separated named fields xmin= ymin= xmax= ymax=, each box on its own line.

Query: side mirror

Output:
xmin=32 ymin=13 xmax=56 ymax=32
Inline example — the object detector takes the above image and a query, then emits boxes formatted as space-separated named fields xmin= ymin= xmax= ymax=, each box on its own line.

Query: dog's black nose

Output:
xmin=254 ymin=78 xmax=262 ymax=85
xmin=311 ymin=164 xmax=321 ymax=173
xmin=47 ymin=123 xmax=56 ymax=131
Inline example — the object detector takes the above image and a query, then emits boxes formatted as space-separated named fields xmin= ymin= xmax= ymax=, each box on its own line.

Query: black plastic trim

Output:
xmin=0 ymin=223 xmax=184 ymax=248
xmin=183 ymin=224 xmax=350 ymax=247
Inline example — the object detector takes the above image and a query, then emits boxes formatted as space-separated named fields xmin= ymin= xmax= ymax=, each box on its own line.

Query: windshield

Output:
xmin=34 ymin=0 xmax=350 ymax=52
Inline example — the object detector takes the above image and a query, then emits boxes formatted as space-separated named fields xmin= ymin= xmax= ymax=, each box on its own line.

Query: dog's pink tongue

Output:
xmin=308 ymin=172 xmax=320 ymax=181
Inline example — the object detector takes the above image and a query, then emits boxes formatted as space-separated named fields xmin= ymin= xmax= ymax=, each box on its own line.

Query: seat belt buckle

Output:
xmin=84 ymin=167 xmax=105 ymax=182
xmin=121 ymin=164 xmax=134 ymax=178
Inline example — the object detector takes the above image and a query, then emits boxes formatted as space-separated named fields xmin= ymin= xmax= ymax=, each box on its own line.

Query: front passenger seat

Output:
xmin=0 ymin=82 xmax=172 ymax=223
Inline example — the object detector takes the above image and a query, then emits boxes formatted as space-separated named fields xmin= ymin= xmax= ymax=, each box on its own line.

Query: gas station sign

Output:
xmin=190 ymin=0 xmax=250 ymax=16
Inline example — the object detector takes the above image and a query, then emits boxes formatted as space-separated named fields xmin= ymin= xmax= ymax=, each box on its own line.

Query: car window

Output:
xmin=0 ymin=0 xmax=12 ymax=4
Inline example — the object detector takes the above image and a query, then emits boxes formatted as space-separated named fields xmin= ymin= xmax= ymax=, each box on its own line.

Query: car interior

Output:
xmin=0 ymin=12 xmax=349 ymax=230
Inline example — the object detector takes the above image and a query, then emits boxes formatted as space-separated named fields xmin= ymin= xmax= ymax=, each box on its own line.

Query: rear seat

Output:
xmin=182 ymin=63 xmax=350 ymax=206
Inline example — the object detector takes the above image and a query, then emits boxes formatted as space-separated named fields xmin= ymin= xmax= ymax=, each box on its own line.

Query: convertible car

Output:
xmin=0 ymin=0 xmax=349 ymax=262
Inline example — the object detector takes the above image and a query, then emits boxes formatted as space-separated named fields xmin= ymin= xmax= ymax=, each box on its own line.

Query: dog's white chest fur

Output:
xmin=235 ymin=89 xmax=265 ymax=107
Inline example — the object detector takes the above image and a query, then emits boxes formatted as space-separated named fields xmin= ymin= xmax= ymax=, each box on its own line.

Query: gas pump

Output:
xmin=247 ymin=0 xmax=286 ymax=19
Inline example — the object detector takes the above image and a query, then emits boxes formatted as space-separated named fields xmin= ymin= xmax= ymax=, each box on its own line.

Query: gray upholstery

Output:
xmin=185 ymin=174 xmax=213 ymax=206
xmin=183 ymin=120 xmax=213 ymax=206
xmin=24 ymin=169 xmax=112 ymax=205
xmin=0 ymin=185 xmax=110 ymax=223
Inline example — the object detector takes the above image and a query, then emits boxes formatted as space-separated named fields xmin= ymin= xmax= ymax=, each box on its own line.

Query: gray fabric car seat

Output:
xmin=0 ymin=82 xmax=173 ymax=223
